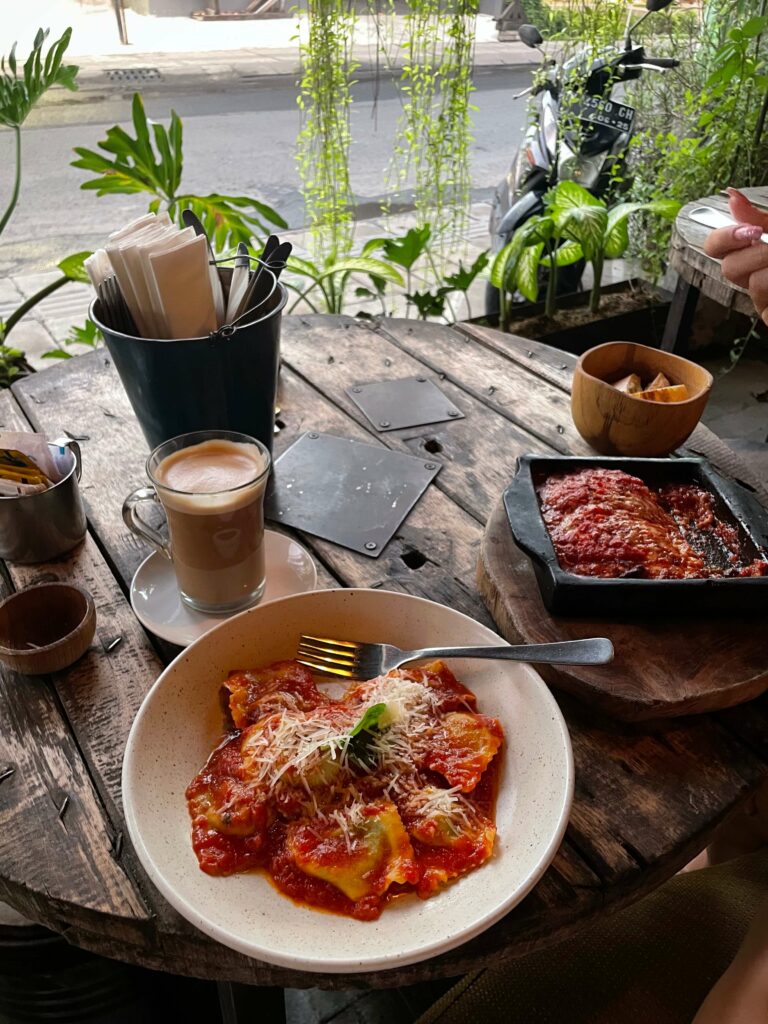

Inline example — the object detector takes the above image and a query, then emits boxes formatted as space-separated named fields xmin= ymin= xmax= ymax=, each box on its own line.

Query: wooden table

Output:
xmin=664 ymin=186 xmax=767 ymax=351
xmin=2 ymin=315 xmax=768 ymax=991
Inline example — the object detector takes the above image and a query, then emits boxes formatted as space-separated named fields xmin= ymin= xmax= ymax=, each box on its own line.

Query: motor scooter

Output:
xmin=486 ymin=0 xmax=679 ymax=315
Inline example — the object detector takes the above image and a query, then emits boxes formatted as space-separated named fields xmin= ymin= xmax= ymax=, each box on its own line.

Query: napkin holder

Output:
xmin=90 ymin=267 xmax=287 ymax=453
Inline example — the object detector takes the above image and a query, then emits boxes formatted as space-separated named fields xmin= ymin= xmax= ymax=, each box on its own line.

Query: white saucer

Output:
xmin=130 ymin=530 xmax=317 ymax=647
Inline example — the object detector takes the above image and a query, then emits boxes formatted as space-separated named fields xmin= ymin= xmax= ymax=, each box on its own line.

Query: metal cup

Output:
xmin=0 ymin=439 xmax=87 ymax=563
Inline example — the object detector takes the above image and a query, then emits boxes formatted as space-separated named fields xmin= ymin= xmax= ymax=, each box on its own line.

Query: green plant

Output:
xmin=284 ymin=252 xmax=404 ymax=314
xmin=1 ymin=28 xmax=77 ymax=235
xmin=1 ymin=252 xmax=91 ymax=347
xmin=490 ymin=181 xmax=679 ymax=325
xmin=41 ymin=318 xmax=101 ymax=360
xmin=386 ymin=0 xmax=479 ymax=263
xmin=0 ymin=28 xmax=86 ymax=350
xmin=549 ymin=0 xmax=631 ymax=49
xmin=520 ymin=0 xmax=568 ymax=36
xmin=72 ymin=94 xmax=286 ymax=253
xmin=627 ymin=3 xmax=768 ymax=277
xmin=363 ymin=225 xmax=488 ymax=320
xmin=296 ymin=0 xmax=357 ymax=260
xmin=0 ymin=344 xmax=33 ymax=387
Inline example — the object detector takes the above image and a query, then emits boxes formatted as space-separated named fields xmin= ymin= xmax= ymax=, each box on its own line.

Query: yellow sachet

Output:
xmin=0 ymin=449 xmax=52 ymax=487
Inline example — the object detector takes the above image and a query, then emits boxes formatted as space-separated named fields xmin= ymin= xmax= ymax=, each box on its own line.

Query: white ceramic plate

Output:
xmin=129 ymin=529 xmax=317 ymax=646
xmin=122 ymin=588 xmax=573 ymax=974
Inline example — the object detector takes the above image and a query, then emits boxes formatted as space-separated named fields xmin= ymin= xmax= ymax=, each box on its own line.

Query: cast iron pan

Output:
xmin=503 ymin=455 xmax=768 ymax=616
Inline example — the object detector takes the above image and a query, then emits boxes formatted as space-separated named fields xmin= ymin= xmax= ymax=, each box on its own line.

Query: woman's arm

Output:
xmin=694 ymin=898 xmax=768 ymax=1023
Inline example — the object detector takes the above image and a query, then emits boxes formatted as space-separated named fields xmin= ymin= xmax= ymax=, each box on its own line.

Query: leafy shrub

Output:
xmin=72 ymin=94 xmax=287 ymax=253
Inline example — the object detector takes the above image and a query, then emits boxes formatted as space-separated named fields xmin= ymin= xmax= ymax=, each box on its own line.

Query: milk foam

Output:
xmin=155 ymin=439 xmax=268 ymax=515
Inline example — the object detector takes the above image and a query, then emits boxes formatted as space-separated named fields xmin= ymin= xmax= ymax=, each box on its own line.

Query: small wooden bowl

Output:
xmin=571 ymin=341 xmax=713 ymax=456
xmin=0 ymin=583 xmax=96 ymax=676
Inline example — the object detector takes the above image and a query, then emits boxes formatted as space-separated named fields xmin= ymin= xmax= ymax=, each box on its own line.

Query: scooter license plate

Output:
xmin=577 ymin=97 xmax=635 ymax=134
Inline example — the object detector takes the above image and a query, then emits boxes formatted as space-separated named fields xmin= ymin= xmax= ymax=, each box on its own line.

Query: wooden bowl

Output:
xmin=0 ymin=582 xmax=96 ymax=676
xmin=571 ymin=341 xmax=713 ymax=456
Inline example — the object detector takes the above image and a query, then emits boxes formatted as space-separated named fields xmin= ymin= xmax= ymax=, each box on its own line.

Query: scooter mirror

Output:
xmin=645 ymin=0 xmax=673 ymax=11
xmin=519 ymin=23 xmax=544 ymax=48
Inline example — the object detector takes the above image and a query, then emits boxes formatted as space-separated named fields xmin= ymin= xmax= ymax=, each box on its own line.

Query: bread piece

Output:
xmin=646 ymin=372 xmax=671 ymax=390
xmin=634 ymin=384 xmax=690 ymax=403
xmin=613 ymin=373 xmax=643 ymax=394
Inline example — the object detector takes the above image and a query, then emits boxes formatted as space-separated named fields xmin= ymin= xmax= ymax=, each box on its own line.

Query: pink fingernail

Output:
xmin=735 ymin=225 xmax=762 ymax=240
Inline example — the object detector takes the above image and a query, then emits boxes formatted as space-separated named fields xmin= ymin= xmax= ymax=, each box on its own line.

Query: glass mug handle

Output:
xmin=122 ymin=487 xmax=171 ymax=558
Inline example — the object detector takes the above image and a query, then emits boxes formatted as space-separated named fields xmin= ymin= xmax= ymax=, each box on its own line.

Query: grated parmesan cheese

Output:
xmin=238 ymin=669 xmax=491 ymax=838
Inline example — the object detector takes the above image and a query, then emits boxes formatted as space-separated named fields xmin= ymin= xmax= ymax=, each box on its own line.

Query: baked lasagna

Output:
xmin=186 ymin=659 xmax=503 ymax=920
xmin=537 ymin=467 xmax=767 ymax=579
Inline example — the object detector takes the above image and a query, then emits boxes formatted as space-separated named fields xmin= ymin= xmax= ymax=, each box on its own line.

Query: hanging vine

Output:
xmin=296 ymin=0 xmax=358 ymax=259
xmin=389 ymin=0 xmax=479 ymax=265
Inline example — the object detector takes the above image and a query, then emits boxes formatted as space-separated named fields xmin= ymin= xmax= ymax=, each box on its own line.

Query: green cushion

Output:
xmin=417 ymin=847 xmax=768 ymax=1024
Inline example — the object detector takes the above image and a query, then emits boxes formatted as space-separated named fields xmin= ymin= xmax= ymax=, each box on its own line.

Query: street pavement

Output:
xmin=1 ymin=66 xmax=535 ymax=362
xmin=4 ymin=2 xmax=538 ymax=102
xmin=2 ymin=3 xmax=765 ymax=443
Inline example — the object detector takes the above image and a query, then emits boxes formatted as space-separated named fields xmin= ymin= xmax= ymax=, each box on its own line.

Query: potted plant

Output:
xmin=486 ymin=181 xmax=680 ymax=353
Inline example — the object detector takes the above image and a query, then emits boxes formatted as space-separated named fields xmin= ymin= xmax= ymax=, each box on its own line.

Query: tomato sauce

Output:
xmin=538 ymin=468 xmax=767 ymax=579
xmin=185 ymin=660 xmax=503 ymax=921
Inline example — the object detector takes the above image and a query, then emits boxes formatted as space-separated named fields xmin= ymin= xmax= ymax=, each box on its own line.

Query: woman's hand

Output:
xmin=704 ymin=188 xmax=768 ymax=325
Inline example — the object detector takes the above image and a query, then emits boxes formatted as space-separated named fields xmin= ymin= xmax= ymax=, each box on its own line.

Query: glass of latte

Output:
xmin=123 ymin=430 xmax=271 ymax=614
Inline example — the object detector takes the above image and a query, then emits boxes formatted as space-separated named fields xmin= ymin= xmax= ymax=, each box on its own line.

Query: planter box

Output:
xmin=475 ymin=280 xmax=672 ymax=355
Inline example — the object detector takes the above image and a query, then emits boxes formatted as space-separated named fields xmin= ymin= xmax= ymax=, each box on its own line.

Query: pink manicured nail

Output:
xmin=734 ymin=225 xmax=763 ymax=240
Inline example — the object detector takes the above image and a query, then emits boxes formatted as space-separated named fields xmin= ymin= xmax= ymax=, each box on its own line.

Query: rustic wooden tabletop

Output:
xmin=1 ymin=315 xmax=768 ymax=991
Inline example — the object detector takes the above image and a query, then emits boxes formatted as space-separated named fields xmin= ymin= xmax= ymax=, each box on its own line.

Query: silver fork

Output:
xmin=296 ymin=634 xmax=614 ymax=680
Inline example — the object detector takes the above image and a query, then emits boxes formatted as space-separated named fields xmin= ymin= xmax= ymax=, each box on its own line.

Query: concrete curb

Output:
xmin=39 ymin=44 xmax=538 ymax=106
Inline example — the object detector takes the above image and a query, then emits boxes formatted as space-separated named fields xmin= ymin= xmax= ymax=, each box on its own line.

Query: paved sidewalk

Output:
xmin=3 ymin=2 xmax=538 ymax=105
xmin=0 ymin=201 xmax=498 ymax=366
xmin=40 ymin=37 xmax=537 ymax=106
xmin=1 ymin=199 xmax=636 ymax=365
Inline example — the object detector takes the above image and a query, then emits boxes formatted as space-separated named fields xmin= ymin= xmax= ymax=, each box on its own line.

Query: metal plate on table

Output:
xmin=345 ymin=376 xmax=465 ymax=432
xmin=265 ymin=432 xmax=441 ymax=557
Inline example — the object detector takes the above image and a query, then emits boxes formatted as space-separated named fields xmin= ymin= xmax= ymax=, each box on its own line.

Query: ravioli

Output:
xmin=286 ymin=801 xmax=418 ymax=902
xmin=186 ymin=660 xmax=504 ymax=920
xmin=423 ymin=712 xmax=504 ymax=791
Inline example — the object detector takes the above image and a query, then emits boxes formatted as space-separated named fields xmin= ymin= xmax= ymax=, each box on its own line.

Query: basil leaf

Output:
xmin=346 ymin=702 xmax=388 ymax=769
xmin=349 ymin=702 xmax=387 ymax=739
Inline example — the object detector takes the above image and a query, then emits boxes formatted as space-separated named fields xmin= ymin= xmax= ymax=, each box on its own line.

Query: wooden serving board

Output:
xmin=478 ymin=496 xmax=768 ymax=721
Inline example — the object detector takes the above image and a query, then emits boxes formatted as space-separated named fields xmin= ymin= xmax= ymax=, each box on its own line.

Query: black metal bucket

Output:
xmin=90 ymin=268 xmax=287 ymax=453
